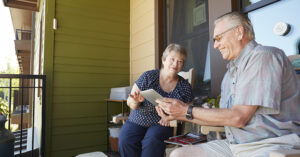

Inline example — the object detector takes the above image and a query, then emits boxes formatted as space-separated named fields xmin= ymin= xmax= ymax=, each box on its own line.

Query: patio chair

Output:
xmin=288 ymin=54 xmax=300 ymax=79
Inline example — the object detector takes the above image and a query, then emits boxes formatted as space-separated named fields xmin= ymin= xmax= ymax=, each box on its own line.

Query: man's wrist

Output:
xmin=186 ymin=105 xmax=194 ymax=120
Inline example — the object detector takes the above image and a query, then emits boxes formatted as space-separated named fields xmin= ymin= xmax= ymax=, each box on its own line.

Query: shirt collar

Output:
xmin=227 ymin=40 xmax=258 ymax=70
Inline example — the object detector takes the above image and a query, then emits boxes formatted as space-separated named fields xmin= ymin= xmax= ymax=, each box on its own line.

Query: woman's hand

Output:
xmin=156 ymin=106 xmax=171 ymax=126
xmin=127 ymin=84 xmax=144 ymax=110
xmin=158 ymin=118 xmax=170 ymax=127
xmin=128 ymin=91 xmax=144 ymax=103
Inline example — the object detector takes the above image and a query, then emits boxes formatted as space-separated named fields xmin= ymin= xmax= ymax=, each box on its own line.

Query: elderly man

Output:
xmin=156 ymin=11 xmax=300 ymax=157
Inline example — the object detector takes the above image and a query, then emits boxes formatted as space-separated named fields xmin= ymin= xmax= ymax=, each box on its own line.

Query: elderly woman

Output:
xmin=118 ymin=44 xmax=194 ymax=157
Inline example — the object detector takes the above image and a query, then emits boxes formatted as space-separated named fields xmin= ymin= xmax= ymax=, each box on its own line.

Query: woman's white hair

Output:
xmin=215 ymin=11 xmax=255 ymax=40
xmin=161 ymin=44 xmax=187 ymax=66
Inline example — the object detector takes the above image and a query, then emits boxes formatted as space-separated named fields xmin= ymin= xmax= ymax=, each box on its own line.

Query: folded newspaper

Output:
xmin=164 ymin=133 xmax=207 ymax=146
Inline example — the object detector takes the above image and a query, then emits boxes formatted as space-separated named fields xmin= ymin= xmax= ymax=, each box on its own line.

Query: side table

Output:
xmin=104 ymin=99 xmax=127 ymax=152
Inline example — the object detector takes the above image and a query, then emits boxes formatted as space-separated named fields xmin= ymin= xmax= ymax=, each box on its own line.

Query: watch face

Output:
xmin=186 ymin=114 xmax=193 ymax=120
xmin=186 ymin=105 xmax=194 ymax=120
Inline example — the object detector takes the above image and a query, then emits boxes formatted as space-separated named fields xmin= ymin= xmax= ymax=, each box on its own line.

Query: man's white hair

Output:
xmin=215 ymin=12 xmax=255 ymax=40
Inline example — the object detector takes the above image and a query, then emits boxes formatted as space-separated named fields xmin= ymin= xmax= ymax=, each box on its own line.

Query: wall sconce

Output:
xmin=273 ymin=22 xmax=290 ymax=36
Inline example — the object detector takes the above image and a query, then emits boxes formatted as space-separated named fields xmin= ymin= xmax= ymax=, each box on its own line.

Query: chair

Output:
xmin=200 ymin=126 xmax=225 ymax=140
xmin=178 ymin=68 xmax=195 ymax=89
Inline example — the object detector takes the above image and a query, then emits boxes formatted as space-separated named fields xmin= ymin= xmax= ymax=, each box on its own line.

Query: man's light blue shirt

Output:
xmin=220 ymin=40 xmax=300 ymax=144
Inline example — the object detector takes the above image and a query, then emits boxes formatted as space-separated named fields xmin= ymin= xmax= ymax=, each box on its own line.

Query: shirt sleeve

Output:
xmin=135 ymin=71 xmax=150 ymax=91
xmin=234 ymin=48 xmax=282 ymax=113
xmin=178 ymin=78 xmax=194 ymax=103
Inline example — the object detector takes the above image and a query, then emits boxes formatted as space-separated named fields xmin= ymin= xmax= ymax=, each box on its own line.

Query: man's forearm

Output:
xmin=190 ymin=105 xmax=258 ymax=128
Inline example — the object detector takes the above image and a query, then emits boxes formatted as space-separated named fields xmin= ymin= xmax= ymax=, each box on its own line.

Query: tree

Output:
xmin=0 ymin=61 xmax=19 ymax=110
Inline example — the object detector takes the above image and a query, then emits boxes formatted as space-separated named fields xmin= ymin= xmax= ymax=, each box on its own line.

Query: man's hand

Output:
xmin=155 ymin=106 xmax=176 ymax=121
xmin=156 ymin=98 xmax=188 ymax=117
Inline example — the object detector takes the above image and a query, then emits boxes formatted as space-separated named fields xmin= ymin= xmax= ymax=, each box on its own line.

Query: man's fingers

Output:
xmin=156 ymin=106 xmax=167 ymax=118
xmin=156 ymin=99 xmax=170 ymax=112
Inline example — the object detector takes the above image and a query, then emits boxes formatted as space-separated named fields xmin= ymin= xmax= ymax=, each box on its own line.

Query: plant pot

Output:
xmin=0 ymin=114 xmax=15 ymax=157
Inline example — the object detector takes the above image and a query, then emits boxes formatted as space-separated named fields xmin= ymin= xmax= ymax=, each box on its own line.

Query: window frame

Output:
xmin=239 ymin=0 xmax=280 ymax=13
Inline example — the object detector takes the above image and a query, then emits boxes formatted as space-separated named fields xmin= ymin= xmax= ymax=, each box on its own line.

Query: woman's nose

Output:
xmin=173 ymin=61 xmax=178 ymax=67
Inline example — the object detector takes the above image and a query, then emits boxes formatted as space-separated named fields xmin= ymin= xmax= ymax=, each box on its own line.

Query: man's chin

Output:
xmin=221 ymin=54 xmax=228 ymax=60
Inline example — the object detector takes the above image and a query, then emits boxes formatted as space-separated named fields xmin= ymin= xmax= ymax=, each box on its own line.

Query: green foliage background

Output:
xmin=0 ymin=61 xmax=19 ymax=114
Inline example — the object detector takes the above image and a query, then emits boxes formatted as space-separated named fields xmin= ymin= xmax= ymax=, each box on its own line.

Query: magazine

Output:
xmin=164 ymin=133 xmax=207 ymax=146
xmin=140 ymin=89 xmax=163 ymax=106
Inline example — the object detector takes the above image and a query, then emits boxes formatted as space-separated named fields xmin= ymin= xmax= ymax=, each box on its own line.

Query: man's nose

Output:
xmin=213 ymin=41 xmax=220 ymax=49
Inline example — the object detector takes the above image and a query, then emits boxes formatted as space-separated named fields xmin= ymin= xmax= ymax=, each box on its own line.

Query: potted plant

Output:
xmin=0 ymin=98 xmax=15 ymax=157
xmin=0 ymin=98 xmax=9 ymax=116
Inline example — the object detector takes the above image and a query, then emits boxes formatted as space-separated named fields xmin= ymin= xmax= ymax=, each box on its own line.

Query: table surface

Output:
xmin=104 ymin=99 xmax=126 ymax=102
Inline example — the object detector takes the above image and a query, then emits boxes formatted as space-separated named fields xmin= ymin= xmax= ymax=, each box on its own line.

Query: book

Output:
xmin=164 ymin=133 xmax=207 ymax=146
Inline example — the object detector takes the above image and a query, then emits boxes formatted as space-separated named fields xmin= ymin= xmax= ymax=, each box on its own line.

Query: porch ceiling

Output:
xmin=9 ymin=8 xmax=32 ymax=32
xmin=3 ymin=0 xmax=40 ymax=11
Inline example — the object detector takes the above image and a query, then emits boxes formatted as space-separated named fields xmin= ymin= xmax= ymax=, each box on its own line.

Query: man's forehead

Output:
xmin=214 ymin=20 xmax=229 ymax=35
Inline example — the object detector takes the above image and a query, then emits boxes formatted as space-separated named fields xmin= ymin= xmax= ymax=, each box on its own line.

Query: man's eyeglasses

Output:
xmin=213 ymin=26 xmax=238 ymax=43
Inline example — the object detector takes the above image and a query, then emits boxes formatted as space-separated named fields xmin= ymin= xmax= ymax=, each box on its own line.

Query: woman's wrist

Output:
xmin=132 ymin=101 xmax=140 ymax=106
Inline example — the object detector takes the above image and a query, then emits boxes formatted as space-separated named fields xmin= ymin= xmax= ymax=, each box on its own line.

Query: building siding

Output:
xmin=130 ymin=0 xmax=156 ymax=84
xmin=44 ymin=0 xmax=130 ymax=156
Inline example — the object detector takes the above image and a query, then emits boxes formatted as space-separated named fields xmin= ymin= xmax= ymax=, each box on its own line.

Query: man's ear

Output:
xmin=236 ymin=26 xmax=245 ymax=40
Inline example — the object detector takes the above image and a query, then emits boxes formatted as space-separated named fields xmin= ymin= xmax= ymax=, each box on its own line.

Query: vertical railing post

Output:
xmin=20 ymin=78 xmax=24 ymax=157
xmin=41 ymin=76 xmax=46 ymax=157
xmin=31 ymin=78 xmax=35 ymax=157
xmin=8 ymin=78 xmax=12 ymax=130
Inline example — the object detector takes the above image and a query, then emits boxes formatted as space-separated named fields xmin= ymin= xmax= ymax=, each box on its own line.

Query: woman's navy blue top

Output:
xmin=128 ymin=69 xmax=194 ymax=127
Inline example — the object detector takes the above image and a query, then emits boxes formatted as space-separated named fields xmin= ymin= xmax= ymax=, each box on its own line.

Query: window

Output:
xmin=164 ymin=0 xmax=210 ymax=97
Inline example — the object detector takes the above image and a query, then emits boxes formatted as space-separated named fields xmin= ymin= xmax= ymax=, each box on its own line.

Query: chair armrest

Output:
xmin=169 ymin=120 xmax=177 ymax=127
xmin=201 ymin=126 xmax=225 ymax=140
xmin=269 ymin=149 xmax=300 ymax=157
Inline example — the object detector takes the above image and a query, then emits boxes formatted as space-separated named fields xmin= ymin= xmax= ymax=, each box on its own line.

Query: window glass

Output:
xmin=165 ymin=0 xmax=210 ymax=97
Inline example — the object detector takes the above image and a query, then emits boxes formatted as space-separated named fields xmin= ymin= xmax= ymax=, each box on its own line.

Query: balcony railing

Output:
xmin=0 ymin=74 xmax=46 ymax=157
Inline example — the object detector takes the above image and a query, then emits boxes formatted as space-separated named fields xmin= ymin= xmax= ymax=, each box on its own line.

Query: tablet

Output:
xmin=140 ymin=89 xmax=163 ymax=106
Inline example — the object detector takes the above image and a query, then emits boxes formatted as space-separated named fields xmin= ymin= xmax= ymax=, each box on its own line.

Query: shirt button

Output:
xmin=230 ymin=142 xmax=234 ymax=144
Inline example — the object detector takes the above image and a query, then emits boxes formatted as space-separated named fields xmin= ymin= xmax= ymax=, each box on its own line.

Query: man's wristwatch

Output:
xmin=186 ymin=105 xmax=194 ymax=120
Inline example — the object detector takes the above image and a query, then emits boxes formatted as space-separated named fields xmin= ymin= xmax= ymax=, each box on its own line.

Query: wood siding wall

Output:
xmin=45 ymin=1 xmax=130 ymax=156
xmin=130 ymin=0 xmax=156 ymax=84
